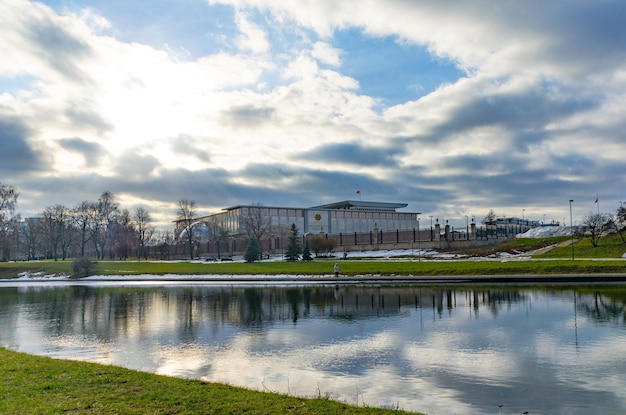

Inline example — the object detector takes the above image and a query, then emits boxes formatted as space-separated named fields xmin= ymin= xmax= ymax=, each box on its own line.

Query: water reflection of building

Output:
xmin=4 ymin=286 xmax=624 ymax=338
xmin=35 ymin=286 xmax=531 ymax=329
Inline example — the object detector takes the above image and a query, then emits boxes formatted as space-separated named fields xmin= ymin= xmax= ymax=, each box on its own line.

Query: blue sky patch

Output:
xmin=334 ymin=28 xmax=463 ymax=106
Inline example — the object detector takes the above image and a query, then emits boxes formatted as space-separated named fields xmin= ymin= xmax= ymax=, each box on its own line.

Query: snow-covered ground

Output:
xmin=15 ymin=271 xmax=70 ymax=281
xmin=516 ymin=225 xmax=574 ymax=238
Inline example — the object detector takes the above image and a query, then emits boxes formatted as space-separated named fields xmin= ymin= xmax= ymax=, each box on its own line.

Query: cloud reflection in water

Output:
xmin=0 ymin=284 xmax=624 ymax=414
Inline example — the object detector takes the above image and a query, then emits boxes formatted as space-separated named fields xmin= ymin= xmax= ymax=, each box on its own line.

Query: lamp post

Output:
xmin=417 ymin=216 xmax=421 ymax=261
xmin=569 ymin=199 xmax=574 ymax=261
xmin=429 ymin=215 xmax=433 ymax=241
xmin=465 ymin=215 xmax=469 ymax=240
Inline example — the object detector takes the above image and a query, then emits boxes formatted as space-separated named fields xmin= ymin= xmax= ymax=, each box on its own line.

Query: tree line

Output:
xmin=0 ymin=183 xmax=165 ymax=261
xmin=5 ymin=180 xmax=623 ymax=263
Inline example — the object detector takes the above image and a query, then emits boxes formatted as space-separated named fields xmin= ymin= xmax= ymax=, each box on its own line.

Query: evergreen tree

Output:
xmin=244 ymin=237 xmax=261 ymax=262
xmin=302 ymin=239 xmax=312 ymax=261
xmin=285 ymin=224 xmax=301 ymax=261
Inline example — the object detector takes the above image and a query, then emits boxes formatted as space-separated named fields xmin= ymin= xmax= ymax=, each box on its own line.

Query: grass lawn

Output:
xmin=533 ymin=233 xmax=626 ymax=258
xmin=0 ymin=347 xmax=417 ymax=415
xmin=1 ymin=257 xmax=626 ymax=279
xmin=1 ymin=236 xmax=625 ymax=279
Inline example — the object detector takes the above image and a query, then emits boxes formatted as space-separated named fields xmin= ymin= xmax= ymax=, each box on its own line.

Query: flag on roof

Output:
xmin=595 ymin=194 xmax=599 ymax=203
xmin=356 ymin=190 xmax=360 ymax=194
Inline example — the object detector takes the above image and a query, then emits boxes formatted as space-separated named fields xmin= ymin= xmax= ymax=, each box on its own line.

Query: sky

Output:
xmin=2 ymin=0 xmax=626 ymax=230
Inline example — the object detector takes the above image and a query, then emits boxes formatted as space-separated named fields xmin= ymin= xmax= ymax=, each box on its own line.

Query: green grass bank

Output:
xmin=1 ymin=236 xmax=625 ymax=279
xmin=1 ymin=258 xmax=626 ymax=280
xmin=0 ymin=347 xmax=416 ymax=415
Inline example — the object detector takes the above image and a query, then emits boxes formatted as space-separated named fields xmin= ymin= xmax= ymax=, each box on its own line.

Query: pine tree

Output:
xmin=244 ymin=237 xmax=261 ymax=262
xmin=285 ymin=224 xmax=302 ymax=261
xmin=302 ymin=239 xmax=312 ymax=261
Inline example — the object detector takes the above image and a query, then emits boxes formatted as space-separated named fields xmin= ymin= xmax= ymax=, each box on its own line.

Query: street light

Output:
xmin=417 ymin=216 xmax=421 ymax=261
xmin=429 ymin=215 xmax=433 ymax=241
xmin=465 ymin=215 xmax=469 ymax=240
xmin=569 ymin=199 xmax=574 ymax=261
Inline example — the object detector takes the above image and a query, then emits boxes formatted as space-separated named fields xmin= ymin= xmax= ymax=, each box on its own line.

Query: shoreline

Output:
xmin=5 ymin=272 xmax=626 ymax=285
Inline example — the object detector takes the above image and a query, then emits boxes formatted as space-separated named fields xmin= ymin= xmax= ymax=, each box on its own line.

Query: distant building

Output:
xmin=496 ymin=217 xmax=541 ymax=227
xmin=188 ymin=200 xmax=419 ymax=236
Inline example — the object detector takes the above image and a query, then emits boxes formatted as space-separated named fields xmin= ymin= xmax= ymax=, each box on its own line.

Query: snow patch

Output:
xmin=517 ymin=226 xmax=574 ymax=238
xmin=16 ymin=271 xmax=69 ymax=280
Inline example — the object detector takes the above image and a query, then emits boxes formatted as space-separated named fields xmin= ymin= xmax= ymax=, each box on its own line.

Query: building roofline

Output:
xmin=221 ymin=204 xmax=302 ymax=212
xmin=309 ymin=200 xmax=409 ymax=210
xmin=222 ymin=200 xmax=410 ymax=212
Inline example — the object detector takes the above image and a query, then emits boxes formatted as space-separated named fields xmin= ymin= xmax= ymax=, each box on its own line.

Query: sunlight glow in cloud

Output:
xmin=1 ymin=0 xmax=625 ymax=228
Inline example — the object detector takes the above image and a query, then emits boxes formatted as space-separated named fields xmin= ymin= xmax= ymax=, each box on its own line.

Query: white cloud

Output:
xmin=311 ymin=41 xmax=342 ymax=67
xmin=2 ymin=0 xmax=626 ymax=229
xmin=234 ymin=10 xmax=270 ymax=54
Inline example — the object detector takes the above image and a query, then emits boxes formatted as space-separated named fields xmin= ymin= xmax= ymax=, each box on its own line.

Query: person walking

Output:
xmin=334 ymin=263 xmax=339 ymax=277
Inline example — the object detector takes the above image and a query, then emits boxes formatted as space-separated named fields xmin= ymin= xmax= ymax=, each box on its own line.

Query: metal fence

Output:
xmin=169 ymin=223 xmax=535 ymax=259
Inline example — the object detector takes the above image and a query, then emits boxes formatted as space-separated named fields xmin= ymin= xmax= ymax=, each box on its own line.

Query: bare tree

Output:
xmin=205 ymin=216 xmax=228 ymax=259
xmin=72 ymin=201 xmax=97 ymax=258
xmin=241 ymin=204 xmax=272 ymax=256
xmin=603 ymin=209 xmax=626 ymax=244
xmin=0 ymin=183 xmax=18 ymax=218
xmin=177 ymin=199 xmax=197 ymax=259
xmin=94 ymin=191 xmax=118 ymax=259
xmin=579 ymin=212 xmax=613 ymax=247
xmin=482 ymin=209 xmax=497 ymax=225
xmin=111 ymin=208 xmax=135 ymax=260
xmin=617 ymin=206 xmax=626 ymax=227
xmin=155 ymin=229 xmax=174 ymax=260
xmin=41 ymin=204 xmax=72 ymax=260
xmin=134 ymin=207 xmax=154 ymax=260
xmin=614 ymin=206 xmax=626 ymax=243
xmin=0 ymin=183 xmax=19 ymax=261
xmin=20 ymin=218 xmax=40 ymax=260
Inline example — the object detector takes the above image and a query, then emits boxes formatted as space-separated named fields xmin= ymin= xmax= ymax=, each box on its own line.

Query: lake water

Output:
xmin=1 ymin=281 xmax=625 ymax=415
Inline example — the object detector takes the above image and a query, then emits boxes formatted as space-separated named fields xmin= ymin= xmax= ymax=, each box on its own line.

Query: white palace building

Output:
xmin=195 ymin=200 xmax=420 ymax=236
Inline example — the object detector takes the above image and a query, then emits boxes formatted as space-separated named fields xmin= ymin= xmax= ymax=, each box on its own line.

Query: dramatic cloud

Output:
xmin=301 ymin=142 xmax=403 ymax=167
xmin=1 ymin=0 xmax=625 ymax=229
xmin=57 ymin=137 xmax=106 ymax=165
xmin=0 ymin=116 xmax=45 ymax=174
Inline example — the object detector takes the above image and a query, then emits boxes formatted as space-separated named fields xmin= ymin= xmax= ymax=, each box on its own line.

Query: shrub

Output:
xmin=309 ymin=235 xmax=337 ymax=257
xmin=71 ymin=258 xmax=96 ymax=278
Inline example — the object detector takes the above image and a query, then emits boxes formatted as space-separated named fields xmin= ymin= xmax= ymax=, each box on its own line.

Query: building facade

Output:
xmin=190 ymin=200 xmax=419 ymax=237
